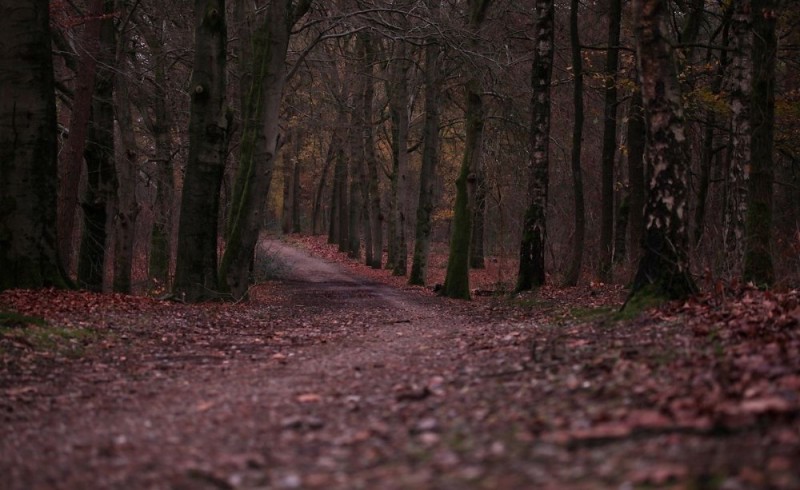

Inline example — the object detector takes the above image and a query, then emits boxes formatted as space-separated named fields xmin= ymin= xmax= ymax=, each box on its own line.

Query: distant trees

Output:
xmin=1 ymin=0 xmax=796 ymax=302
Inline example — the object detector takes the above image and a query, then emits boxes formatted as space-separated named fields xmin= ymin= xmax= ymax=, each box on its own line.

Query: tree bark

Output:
xmin=724 ymin=0 xmax=752 ymax=278
xmin=0 ymin=1 xmax=67 ymax=290
xmin=516 ymin=0 xmax=555 ymax=292
xmin=141 ymin=23 xmax=175 ymax=290
xmin=626 ymin=88 xmax=646 ymax=268
xmin=362 ymin=38 xmax=383 ymax=269
xmin=291 ymin=150 xmax=302 ymax=233
xmin=598 ymin=0 xmax=622 ymax=282
xmin=312 ymin=135 xmax=335 ymax=235
xmin=409 ymin=39 xmax=442 ymax=286
xmin=112 ymin=0 xmax=140 ymax=294
xmin=564 ymin=0 xmax=586 ymax=287
xmin=387 ymin=41 xmax=411 ymax=276
xmin=220 ymin=0 xmax=313 ymax=299
xmin=626 ymin=0 xmax=697 ymax=306
xmin=77 ymin=1 xmax=117 ymax=292
xmin=57 ymin=0 xmax=106 ymax=273
xmin=743 ymin=0 xmax=779 ymax=286
xmin=441 ymin=0 xmax=492 ymax=299
xmin=173 ymin=0 xmax=229 ymax=302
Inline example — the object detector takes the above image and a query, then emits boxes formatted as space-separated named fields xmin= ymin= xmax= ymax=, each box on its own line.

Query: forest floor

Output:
xmin=1 ymin=235 xmax=800 ymax=489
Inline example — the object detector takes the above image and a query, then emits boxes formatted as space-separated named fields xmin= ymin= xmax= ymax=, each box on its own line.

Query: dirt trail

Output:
xmin=3 ymin=239 xmax=798 ymax=489
xmin=0 ymin=240 xmax=517 ymax=489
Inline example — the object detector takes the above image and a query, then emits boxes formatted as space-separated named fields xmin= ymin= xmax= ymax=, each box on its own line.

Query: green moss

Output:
xmin=1 ymin=315 xmax=99 ymax=358
xmin=0 ymin=311 xmax=47 ymax=329
xmin=569 ymin=306 xmax=615 ymax=322
xmin=620 ymin=284 xmax=670 ymax=317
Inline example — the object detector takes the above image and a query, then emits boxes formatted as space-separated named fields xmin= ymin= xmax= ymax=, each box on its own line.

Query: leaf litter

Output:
xmin=0 ymin=236 xmax=798 ymax=489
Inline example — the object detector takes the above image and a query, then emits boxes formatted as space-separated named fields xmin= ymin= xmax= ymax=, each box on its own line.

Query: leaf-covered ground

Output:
xmin=1 ymin=236 xmax=799 ymax=489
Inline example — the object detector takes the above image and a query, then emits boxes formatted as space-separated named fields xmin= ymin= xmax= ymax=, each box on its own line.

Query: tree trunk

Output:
xmin=598 ymin=0 xmax=621 ymax=282
xmin=77 ymin=2 xmax=117 ymax=292
xmin=409 ymin=39 xmax=442 ymax=286
xmin=613 ymin=194 xmax=630 ymax=264
xmin=564 ymin=0 xmax=586 ymax=287
xmin=281 ymin=153 xmax=292 ymax=235
xmin=336 ymin=145 xmax=349 ymax=253
xmin=347 ymin=81 xmax=364 ymax=259
xmin=112 ymin=0 xmax=140 ymax=294
xmin=363 ymin=36 xmax=383 ymax=269
xmin=312 ymin=136 xmax=335 ymax=235
xmin=626 ymin=0 xmax=697 ymax=306
xmin=470 ymin=165 xmax=486 ymax=269
xmin=387 ymin=41 xmax=411 ymax=276
xmin=173 ymin=0 xmax=228 ymax=302
xmin=291 ymin=155 xmax=302 ymax=234
xmin=57 ymin=0 xmax=106 ymax=273
xmin=441 ymin=0 xmax=492 ymax=299
xmin=516 ymin=0 xmax=555 ymax=292
xmin=626 ymin=89 xmax=646 ymax=267
xmin=724 ymin=0 xmax=753 ymax=278
xmin=743 ymin=0 xmax=778 ymax=287
xmin=220 ymin=0 xmax=313 ymax=299
xmin=0 ymin=1 xmax=66 ymax=290
xmin=142 ymin=25 xmax=175 ymax=290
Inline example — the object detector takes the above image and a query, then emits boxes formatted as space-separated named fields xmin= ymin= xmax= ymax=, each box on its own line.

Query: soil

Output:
xmin=1 ymin=237 xmax=799 ymax=489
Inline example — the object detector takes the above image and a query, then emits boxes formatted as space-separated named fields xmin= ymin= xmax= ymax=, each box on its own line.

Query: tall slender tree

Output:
xmin=516 ymin=0 xmax=555 ymax=292
xmin=77 ymin=0 xmax=117 ymax=291
xmin=409 ymin=34 xmax=442 ymax=286
xmin=598 ymin=0 xmax=622 ymax=282
xmin=57 ymin=0 xmax=106 ymax=272
xmin=563 ymin=0 xmax=586 ymax=287
xmin=441 ymin=0 xmax=492 ymax=299
xmin=724 ymin=0 xmax=752 ymax=277
xmin=744 ymin=0 xmax=780 ymax=286
xmin=0 ymin=0 xmax=67 ymax=290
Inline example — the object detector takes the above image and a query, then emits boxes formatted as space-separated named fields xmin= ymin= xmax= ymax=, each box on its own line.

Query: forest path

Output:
xmin=3 ymin=238 xmax=799 ymax=489
xmin=1 ymin=238 xmax=533 ymax=489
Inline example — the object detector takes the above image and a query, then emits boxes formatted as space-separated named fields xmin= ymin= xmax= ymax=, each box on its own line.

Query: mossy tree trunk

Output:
xmin=626 ymin=0 xmax=697 ymax=306
xmin=743 ymin=0 xmax=779 ymax=287
xmin=598 ymin=0 xmax=621 ymax=283
xmin=0 ymin=0 xmax=67 ymax=291
xmin=409 ymin=37 xmax=442 ymax=286
xmin=441 ymin=0 xmax=492 ymax=300
xmin=516 ymin=0 xmax=554 ymax=292
xmin=77 ymin=1 xmax=117 ymax=292
xmin=173 ymin=0 xmax=229 ymax=302
xmin=219 ymin=0 xmax=314 ymax=300
xmin=563 ymin=0 xmax=586 ymax=287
